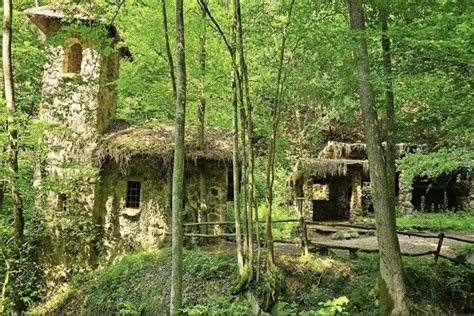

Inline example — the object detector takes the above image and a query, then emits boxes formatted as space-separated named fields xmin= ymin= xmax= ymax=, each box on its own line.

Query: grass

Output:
xmin=28 ymin=245 xmax=474 ymax=315
xmin=396 ymin=210 xmax=474 ymax=231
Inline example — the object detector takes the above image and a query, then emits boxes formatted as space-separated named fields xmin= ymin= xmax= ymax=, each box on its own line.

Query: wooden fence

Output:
xmin=180 ymin=217 xmax=473 ymax=264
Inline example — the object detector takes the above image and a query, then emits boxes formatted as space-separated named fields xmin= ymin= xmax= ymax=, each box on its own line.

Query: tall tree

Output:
xmin=348 ymin=0 xmax=409 ymax=313
xmin=197 ymin=0 xmax=206 ymax=150
xmin=170 ymin=0 xmax=186 ymax=313
xmin=235 ymin=0 xmax=256 ymax=271
xmin=3 ymin=0 xmax=25 ymax=313
xmin=230 ymin=1 xmax=245 ymax=276
xmin=197 ymin=0 xmax=245 ymax=276
xmin=264 ymin=0 xmax=295 ymax=267
xmin=161 ymin=0 xmax=177 ymax=99
xmin=379 ymin=4 xmax=396 ymax=213
xmin=3 ymin=0 xmax=23 ymax=252
xmin=197 ymin=0 xmax=207 ymax=237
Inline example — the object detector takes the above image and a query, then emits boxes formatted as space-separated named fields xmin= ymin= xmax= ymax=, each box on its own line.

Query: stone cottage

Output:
xmin=25 ymin=5 xmax=234 ymax=276
xmin=289 ymin=141 xmax=472 ymax=222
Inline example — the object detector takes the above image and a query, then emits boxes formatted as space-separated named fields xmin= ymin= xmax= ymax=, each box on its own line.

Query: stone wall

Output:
xmin=349 ymin=169 xmax=362 ymax=221
xmin=35 ymin=37 xmax=119 ymax=283
xmin=97 ymin=159 xmax=229 ymax=262
xmin=397 ymin=171 xmax=414 ymax=214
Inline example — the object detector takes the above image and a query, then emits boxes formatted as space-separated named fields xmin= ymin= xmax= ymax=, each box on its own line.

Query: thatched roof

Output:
xmin=97 ymin=121 xmax=233 ymax=169
xmin=318 ymin=141 xmax=427 ymax=160
xmin=288 ymin=158 xmax=369 ymax=185
xmin=288 ymin=141 xmax=428 ymax=185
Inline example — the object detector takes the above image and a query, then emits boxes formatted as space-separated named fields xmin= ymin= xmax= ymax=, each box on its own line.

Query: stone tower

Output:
xmin=25 ymin=5 xmax=122 ymax=274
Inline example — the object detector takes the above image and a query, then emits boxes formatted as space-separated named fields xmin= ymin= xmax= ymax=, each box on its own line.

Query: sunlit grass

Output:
xmin=396 ymin=210 xmax=474 ymax=231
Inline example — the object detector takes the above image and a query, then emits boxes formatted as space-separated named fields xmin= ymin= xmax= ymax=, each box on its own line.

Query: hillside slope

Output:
xmin=29 ymin=245 xmax=474 ymax=314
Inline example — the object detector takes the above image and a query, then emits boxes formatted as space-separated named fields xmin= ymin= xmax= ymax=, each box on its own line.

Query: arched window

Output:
xmin=66 ymin=43 xmax=82 ymax=74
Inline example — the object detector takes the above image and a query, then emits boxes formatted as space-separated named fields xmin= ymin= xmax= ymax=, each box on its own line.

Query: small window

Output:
xmin=66 ymin=43 xmax=83 ymax=74
xmin=126 ymin=181 xmax=141 ymax=209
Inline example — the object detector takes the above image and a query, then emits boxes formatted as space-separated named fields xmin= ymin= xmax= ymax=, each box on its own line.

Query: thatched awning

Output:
xmin=288 ymin=158 xmax=369 ymax=185
xmin=97 ymin=121 xmax=233 ymax=169
xmin=318 ymin=141 xmax=427 ymax=160
xmin=288 ymin=140 xmax=428 ymax=186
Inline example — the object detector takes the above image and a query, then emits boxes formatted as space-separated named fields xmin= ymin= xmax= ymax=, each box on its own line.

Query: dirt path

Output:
xmin=274 ymin=225 xmax=474 ymax=262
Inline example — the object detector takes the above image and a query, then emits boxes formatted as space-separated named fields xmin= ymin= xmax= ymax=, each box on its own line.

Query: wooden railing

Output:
xmin=178 ymin=218 xmax=473 ymax=264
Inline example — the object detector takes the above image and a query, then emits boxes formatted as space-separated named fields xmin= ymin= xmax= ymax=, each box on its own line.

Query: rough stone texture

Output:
xmin=349 ymin=170 xmax=363 ymax=221
xmin=35 ymin=36 xmax=120 ymax=281
xmin=302 ymin=177 xmax=314 ymax=222
xmin=397 ymin=171 xmax=414 ymax=214
xmin=98 ymin=159 xmax=229 ymax=262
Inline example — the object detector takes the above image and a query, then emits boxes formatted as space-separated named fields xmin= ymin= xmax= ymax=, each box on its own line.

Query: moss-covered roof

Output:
xmin=97 ymin=120 xmax=233 ymax=168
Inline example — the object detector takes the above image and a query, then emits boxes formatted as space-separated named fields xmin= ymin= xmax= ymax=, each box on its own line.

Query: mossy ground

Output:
xmin=29 ymin=244 xmax=473 ymax=315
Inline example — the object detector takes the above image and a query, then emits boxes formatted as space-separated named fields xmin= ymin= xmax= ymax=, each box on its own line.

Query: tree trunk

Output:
xmin=347 ymin=0 xmax=409 ymax=314
xmin=264 ymin=0 xmax=295 ymax=267
xmin=235 ymin=0 xmax=255 ymax=270
xmin=231 ymin=4 xmax=245 ymax=275
xmin=3 ymin=0 xmax=23 ymax=252
xmin=380 ymin=5 xmax=396 ymax=214
xmin=197 ymin=0 xmax=244 ymax=276
xmin=161 ymin=0 xmax=177 ymax=99
xmin=3 ymin=0 xmax=25 ymax=313
xmin=170 ymin=0 xmax=186 ymax=313
xmin=197 ymin=0 xmax=206 ymax=150
xmin=197 ymin=1 xmax=208 ymax=238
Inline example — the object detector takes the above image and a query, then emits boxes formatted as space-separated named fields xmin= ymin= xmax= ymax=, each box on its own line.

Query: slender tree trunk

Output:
xmin=264 ymin=0 xmax=295 ymax=267
xmin=161 ymin=0 xmax=177 ymax=99
xmin=197 ymin=0 xmax=206 ymax=150
xmin=197 ymin=1 xmax=208 ymax=237
xmin=170 ymin=0 xmax=186 ymax=313
xmin=197 ymin=0 xmax=244 ymax=275
xmin=239 ymin=91 xmax=249 ymax=261
xmin=380 ymin=6 xmax=396 ymax=214
xmin=0 ymin=256 xmax=10 ymax=314
xmin=3 ymin=0 xmax=25 ymax=313
xmin=235 ymin=0 xmax=254 ymax=269
xmin=3 ymin=0 xmax=23 ymax=252
xmin=231 ymin=4 xmax=245 ymax=275
xmin=348 ymin=1 xmax=409 ymax=314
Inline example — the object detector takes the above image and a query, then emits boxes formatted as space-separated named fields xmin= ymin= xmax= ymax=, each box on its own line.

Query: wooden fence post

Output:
xmin=297 ymin=197 xmax=309 ymax=256
xmin=434 ymin=232 xmax=444 ymax=262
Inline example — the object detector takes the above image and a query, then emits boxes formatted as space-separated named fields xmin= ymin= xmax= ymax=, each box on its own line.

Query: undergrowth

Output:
xmin=29 ymin=247 xmax=473 ymax=315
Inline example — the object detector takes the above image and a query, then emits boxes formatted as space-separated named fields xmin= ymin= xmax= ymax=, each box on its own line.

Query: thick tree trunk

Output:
xmin=380 ymin=6 xmax=396 ymax=214
xmin=170 ymin=0 xmax=186 ymax=313
xmin=348 ymin=0 xmax=409 ymax=314
xmin=231 ymin=6 xmax=245 ymax=275
xmin=264 ymin=0 xmax=295 ymax=267
xmin=161 ymin=0 xmax=177 ymax=99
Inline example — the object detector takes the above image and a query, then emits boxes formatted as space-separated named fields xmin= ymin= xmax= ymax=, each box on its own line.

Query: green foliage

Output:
xmin=397 ymin=148 xmax=473 ymax=183
xmin=315 ymin=296 xmax=349 ymax=315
